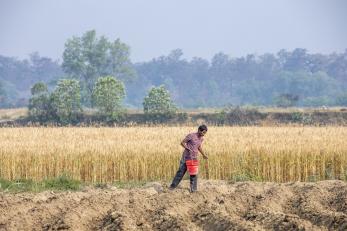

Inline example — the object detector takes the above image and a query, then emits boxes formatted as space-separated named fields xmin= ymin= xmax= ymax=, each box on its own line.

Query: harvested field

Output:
xmin=1 ymin=180 xmax=347 ymax=230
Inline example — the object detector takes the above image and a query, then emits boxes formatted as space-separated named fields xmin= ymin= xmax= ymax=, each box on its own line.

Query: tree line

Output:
xmin=1 ymin=30 xmax=347 ymax=113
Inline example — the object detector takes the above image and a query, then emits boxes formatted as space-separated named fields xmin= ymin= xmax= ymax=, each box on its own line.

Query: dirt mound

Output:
xmin=1 ymin=180 xmax=347 ymax=230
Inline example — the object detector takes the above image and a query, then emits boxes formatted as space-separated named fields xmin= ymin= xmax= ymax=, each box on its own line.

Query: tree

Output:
xmin=209 ymin=53 xmax=232 ymax=106
xmin=336 ymin=93 xmax=347 ymax=106
xmin=273 ymin=93 xmax=299 ymax=107
xmin=302 ymin=96 xmax=333 ymax=107
xmin=51 ymin=79 xmax=82 ymax=124
xmin=28 ymin=82 xmax=52 ymax=122
xmin=29 ymin=52 xmax=63 ymax=84
xmin=283 ymin=48 xmax=310 ymax=71
xmin=92 ymin=76 xmax=125 ymax=119
xmin=62 ymin=30 xmax=135 ymax=106
xmin=0 ymin=80 xmax=7 ymax=108
xmin=143 ymin=85 xmax=177 ymax=115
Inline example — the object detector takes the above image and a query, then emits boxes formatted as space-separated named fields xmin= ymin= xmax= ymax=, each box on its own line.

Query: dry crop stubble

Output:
xmin=0 ymin=126 xmax=347 ymax=183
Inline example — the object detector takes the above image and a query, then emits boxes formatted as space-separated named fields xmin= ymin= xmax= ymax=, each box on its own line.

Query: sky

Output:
xmin=0 ymin=0 xmax=346 ymax=62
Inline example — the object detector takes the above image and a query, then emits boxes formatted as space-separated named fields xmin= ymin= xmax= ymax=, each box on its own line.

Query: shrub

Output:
xmin=143 ymin=85 xmax=178 ymax=122
xmin=92 ymin=76 xmax=125 ymax=121
xmin=28 ymin=82 xmax=53 ymax=122
xmin=51 ymin=79 xmax=82 ymax=124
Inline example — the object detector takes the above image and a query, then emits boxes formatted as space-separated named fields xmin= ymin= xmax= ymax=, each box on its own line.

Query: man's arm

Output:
xmin=198 ymin=146 xmax=208 ymax=159
xmin=181 ymin=134 xmax=193 ymax=152
xmin=181 ymin=140 xmax=193 ymax=152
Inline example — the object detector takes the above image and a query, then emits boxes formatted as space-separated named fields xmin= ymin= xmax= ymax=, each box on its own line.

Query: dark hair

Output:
xmin=198 ymin=124 xmax=208 ymax=132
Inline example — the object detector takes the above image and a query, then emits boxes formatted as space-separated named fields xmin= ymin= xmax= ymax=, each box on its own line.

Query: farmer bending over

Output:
xmin=169 ymin=125 xmax=208 ymax=192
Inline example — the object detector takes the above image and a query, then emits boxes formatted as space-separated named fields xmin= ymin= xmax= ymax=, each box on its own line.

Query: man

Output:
xmin=169 ymin=124 xmax=208 ymax=192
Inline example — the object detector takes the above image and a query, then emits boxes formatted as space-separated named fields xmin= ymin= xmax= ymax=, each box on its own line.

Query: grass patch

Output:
xmin=42 ymin=175 xmax=81 ymax=191
xmin=228 ymin=172 xmax=263 ymax=183
xmin=0 ymin=178 xmax=40 ymax=192
xmin=0 ymin=175 xmax=81 ymax=192
xmin=0 ymin=177 xmax=152 ymax=192
xmin=112 ymin=180 xmax=147 ymax=189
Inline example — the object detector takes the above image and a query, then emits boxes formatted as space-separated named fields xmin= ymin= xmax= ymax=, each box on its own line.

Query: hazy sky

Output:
xmin=0 ymin=0 xmax=346 ymax=62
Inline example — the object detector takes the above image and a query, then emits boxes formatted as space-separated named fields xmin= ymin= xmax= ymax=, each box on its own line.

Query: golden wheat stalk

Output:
xmin=0 ymin=126 xmax=346 ymax=183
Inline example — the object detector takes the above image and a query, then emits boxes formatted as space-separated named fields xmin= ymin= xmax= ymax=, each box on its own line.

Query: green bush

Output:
xmin=28 ymin=82 xmax=53 ymax=122
xmin=215 ymin=106 xmax=263 ymax=125
xmin=92 ymin=76 xmax=126 ymax=121
xmin=143 ymin=85 xmax=177 ymax=114
xmin=290 ymin=112 xmax=313 ymax=124
xmin=51 ymin=79 xmax=82 ymax=124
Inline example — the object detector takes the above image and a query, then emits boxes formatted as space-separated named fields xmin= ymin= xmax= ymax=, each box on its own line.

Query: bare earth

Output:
xmin=1 ymin=180 xmax=347 ymax=231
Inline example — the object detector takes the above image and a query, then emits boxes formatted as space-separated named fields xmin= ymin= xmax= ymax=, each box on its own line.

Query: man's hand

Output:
xmin=198 ymin=146 xmax=208 ymax=159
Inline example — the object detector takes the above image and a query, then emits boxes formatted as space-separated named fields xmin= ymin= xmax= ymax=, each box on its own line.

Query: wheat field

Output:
xmin=0 ymin=126 xmax=347 ymax=183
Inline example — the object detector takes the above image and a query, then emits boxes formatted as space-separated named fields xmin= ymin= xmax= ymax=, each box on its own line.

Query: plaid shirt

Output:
xmin=182 ymin=132 xmax=204 ymax=160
